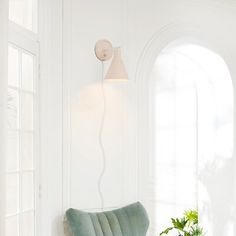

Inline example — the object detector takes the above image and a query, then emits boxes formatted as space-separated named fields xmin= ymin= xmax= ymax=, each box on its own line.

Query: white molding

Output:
xmin=62 ymin=0 xmax=72 ymax=212
xmin=38 ymin=0 xmax=64 ymax=235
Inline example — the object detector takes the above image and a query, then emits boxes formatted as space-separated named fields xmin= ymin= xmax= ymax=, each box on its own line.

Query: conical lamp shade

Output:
xmin=105 ymin=47 xmax=128 ymax=81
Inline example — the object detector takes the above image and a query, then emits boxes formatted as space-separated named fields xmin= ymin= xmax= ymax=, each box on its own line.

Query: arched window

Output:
xmin=151 ymin=44 xmax=234 ymax=236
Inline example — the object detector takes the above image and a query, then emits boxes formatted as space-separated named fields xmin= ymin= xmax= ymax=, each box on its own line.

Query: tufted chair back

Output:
xmin=64 ymin=202 xmax=149 ymax=236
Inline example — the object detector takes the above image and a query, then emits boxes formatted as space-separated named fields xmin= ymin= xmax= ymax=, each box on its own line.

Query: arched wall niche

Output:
xmin=135 ymin=23 xmax=236 ymax=236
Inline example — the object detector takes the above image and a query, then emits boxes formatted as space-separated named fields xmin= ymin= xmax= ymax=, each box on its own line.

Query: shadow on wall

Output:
xmin=199 ymin=157 xmax=234 ymax=236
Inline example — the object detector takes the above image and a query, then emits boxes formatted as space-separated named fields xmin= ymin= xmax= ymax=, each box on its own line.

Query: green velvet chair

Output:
xmin=64 ymin=202 xmax=149 ymax=236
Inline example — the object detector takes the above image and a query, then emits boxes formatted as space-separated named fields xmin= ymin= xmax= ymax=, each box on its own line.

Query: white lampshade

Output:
xmin=105 ymin=47 xmax=128 ymax=81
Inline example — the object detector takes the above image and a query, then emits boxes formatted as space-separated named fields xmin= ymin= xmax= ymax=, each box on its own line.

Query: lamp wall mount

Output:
xmin=95 ymin=39 xmax=128 ymax=81
xmin=95 ymin=39 xmax=113 ymax=61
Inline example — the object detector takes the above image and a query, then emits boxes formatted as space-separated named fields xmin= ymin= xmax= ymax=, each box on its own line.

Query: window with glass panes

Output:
xmin=152 ymin=44 xmax=233 ymax=235
xmin=6 ymin=0 xmax=38 ymax=236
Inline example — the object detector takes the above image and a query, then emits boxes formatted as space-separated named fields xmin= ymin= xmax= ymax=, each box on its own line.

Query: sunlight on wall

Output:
xmin=69 ymin=81 xmax=129 ymax=209
xmin=152 ymin=44 xmax=233 ymax=236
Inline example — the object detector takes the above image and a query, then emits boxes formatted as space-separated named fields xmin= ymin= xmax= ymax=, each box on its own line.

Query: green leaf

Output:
xmin=171 ymin=217 xmax=188 ymax=231
xmin=184 ymin=210 xmax=198 ymax=225
xmin=159 ymin=227 xmax=174 ymax=235
xmin=159 ymin=210 xmax=204 ymax=236
xmin=190 ymin=225 xmax=204 ymax=236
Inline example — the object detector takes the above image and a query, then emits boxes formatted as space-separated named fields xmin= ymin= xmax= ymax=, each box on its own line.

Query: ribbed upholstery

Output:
xmin=65 ymin=202 xmax=149 ymax=236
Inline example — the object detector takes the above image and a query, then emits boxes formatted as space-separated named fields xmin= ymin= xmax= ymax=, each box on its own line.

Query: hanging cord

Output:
xmin=98 ymin=62 xmax=106 ymax=211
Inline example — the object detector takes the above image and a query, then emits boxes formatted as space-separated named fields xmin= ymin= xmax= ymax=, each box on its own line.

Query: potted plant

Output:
xmin=160 ymin=210 xmax=204 ymax=236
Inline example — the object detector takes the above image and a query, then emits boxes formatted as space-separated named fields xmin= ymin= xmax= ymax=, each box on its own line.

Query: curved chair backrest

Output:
xmin=65 ymin=202 xmax=149 ymax=236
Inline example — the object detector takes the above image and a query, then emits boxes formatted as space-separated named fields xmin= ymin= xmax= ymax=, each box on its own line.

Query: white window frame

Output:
xmin=7 ymin=20 xmax=40 ymax=236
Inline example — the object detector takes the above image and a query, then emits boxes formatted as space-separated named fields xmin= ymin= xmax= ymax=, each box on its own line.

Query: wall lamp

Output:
xmin=94 ymin=39 xmax=128 ymax=209
xmin=94 ymin=39 xmax=128 ymax=81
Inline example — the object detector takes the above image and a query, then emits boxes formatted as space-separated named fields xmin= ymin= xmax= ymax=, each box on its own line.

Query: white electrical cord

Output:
xmin=98 ymin=62 xmax=106 ymax=211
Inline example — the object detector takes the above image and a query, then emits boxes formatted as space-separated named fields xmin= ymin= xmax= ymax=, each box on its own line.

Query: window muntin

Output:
xmin=6 ymin=44 xmax=36 ymax=236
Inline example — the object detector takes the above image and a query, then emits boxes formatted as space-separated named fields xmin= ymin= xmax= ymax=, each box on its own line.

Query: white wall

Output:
xmin=62 ymin=0 xmax=136 ymax=211
xmin=126 ymin=1 xmax=236 ymax=236
xmin=40 ymin=0 xmax=236 ymax=235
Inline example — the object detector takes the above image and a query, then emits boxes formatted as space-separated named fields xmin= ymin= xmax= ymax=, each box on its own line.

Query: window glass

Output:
xmin=21 ymin=211 xmax=35 ymax=236
xmin=6 ymin=131 xmax=19 ymax=172
xmin=21 ymin=172 xmax=34 ymax=211
xmin=6 ymin=216 xmax=19 ymax=236
xmin=8 ymin=46 xmax=19 ymax=87
xmin=22 ymin=52 xmax=34 ymax=91
xmin=21 ymin=93 xmax=34 ymax=131
xmin=9 ymin=0 xmax=37 ymax=32
xmin=21 ymin=132 xmax=34 ymax=170
xmin=6 ymin=44 xmax=36 ymax=236
xmin=153 ymin=44 xmax=233 ymax=236
xmin=7 ymin=88 xmax=19 ymax=129
xmin=6 ymin=173 xmax=20 ymax=216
